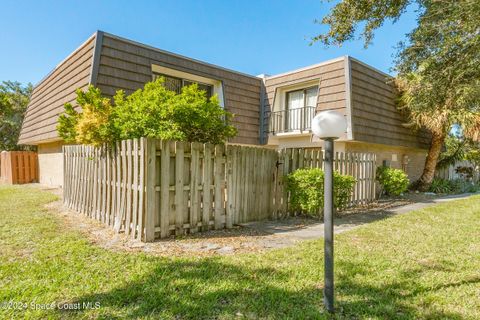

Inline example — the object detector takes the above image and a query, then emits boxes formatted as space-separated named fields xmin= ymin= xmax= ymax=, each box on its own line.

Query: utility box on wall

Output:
xmin=0 ymin=151 xmax=38 ymax=184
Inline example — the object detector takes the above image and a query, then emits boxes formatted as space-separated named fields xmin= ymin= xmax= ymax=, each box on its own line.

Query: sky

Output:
xmin=0 ymin=0 xmax=419 ymax=86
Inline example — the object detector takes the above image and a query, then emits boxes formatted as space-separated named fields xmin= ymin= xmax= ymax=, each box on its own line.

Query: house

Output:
xmin=262 ymin=56 xmax=430 ymax=181
xmin=19 ymin=31 xmax=429 ymax=187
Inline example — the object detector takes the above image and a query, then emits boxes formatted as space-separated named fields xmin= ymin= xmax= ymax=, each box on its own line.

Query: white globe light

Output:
xmin=311 ymin=110 xmax=347 ymax=139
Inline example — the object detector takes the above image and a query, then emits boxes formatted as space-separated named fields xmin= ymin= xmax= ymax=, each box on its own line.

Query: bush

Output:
xmin=57 ymin=86 xmax=118 ymax=146
xmin=429 ymin=178 xmax=480 ymax=194
xmin=376 ymin=166 xmax=409 ymax=196
xmin=285 ymin=168 xmax=356 ymax=217
xmin=57 ymin=78 xmax=237 ymax=146
xmin=428 ymin=178 xmax=452 ymax=194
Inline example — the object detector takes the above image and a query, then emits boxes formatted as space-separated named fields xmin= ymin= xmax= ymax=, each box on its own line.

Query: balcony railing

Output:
xmin=269 ymin=106 xmax=316 ymax=134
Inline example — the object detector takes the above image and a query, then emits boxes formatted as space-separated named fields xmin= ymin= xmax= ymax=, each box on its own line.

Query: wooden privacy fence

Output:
xmin=0 ymin=151 xmax=38 ymax=184
xmin=63 ymin=139 xmax=376 ymax=241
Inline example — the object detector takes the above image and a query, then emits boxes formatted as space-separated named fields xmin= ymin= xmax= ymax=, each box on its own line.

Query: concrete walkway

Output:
xmin=240 ymin=193 xmax=476 ymax=249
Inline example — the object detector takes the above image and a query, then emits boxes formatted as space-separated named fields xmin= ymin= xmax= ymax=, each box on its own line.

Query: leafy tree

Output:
xmin=57 ymin=78 xmax=237 ymax=146
xmin=0 ymin=81 xmax=33 ymax=150
xmin=169 ymin=83 xmax=237 ymax=144
xmin=313 ymin=0 xmax=480 ymax=190
xmin=114 ymin=78 xmax=237 ymax=144
xmin=57 ymin=86 xmax=116 ymax=146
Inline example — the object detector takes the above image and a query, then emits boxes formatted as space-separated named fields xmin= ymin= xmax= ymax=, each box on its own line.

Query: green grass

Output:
xmin=0 ymin=185 xmax=479 ymax=319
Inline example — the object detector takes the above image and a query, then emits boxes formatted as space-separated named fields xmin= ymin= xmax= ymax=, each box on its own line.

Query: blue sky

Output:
xmin=0 ymin=0 xmax=418 ymax=85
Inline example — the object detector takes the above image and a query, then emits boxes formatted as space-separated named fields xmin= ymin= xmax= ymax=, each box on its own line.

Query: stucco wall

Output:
xmin=37 ymin=141 xmax=64 ymax=187
xmin=345 ymin=141 xmax=427 ymax=182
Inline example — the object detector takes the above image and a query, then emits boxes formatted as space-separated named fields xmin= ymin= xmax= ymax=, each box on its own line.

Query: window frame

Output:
xmin=284 ymin=85 xmax=318 ymax=132
xmin=285 ymin=85 xmax=319 ymax=111
xmin=152 ymin=72 xmax=214 ymax=98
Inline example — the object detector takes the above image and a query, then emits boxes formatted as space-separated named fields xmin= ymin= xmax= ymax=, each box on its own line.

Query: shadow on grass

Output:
xmin=335 ymin=260 xmax=475 ymax=319
xmin=62 ymin=257 xmax=470 ymax=319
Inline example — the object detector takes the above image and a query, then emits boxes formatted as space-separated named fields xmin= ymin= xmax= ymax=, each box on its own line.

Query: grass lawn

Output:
xmin=0 ymin=186 xmax=479 ymax=319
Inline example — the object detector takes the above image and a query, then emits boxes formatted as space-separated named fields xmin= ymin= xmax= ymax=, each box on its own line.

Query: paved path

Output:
xmin=240 ymin=193 xmax=476 ymax=249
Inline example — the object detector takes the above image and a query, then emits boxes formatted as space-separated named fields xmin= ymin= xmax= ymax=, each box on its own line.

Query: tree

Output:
xmin=0 ymin=81 xmax=33 ymax=151
xmin=57 ymin=78 xmax=237 ymax=146
xmin=313 ymin=0 xmax=480 ymax=190
xmin=57 ymin=86 xmax=116 ymax=146
xmin=114 ymin=78 xmax=237 ymax=144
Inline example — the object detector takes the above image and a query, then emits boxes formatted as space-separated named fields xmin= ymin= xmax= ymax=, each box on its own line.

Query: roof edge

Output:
xmin=265 ymin=56 xmax=345 ymax=80
xmin=101 ymin=31 xmax=262 ymax=81
xmin=348 ymin=56 xmax=392 ymax=78
xmin=32 ymin=31 xmax=97 ymax=89
xmin=89 ymin=31 xmax=104 ymax=86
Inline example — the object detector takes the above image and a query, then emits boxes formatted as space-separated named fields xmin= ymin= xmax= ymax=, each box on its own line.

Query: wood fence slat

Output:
xmin=137 ymin=138 xmax=146 ymax=241
xmin=131 ymin=139 xmax=139 ymax=239
xmin=202 ymin=144 xmax=212 ymax=231
xmin=125 ymin=140 xmax=133 ymax=236
xmin=225 ymin=145 xmax=234 ymax=228
xmin=214 ymin=144 xmax=223 ymax=229
xmin=190 ymin=142 xmax=201 ymax=234
xmin=145 ymin=138 xmax=156 ymax=241
xmin=160 ymin=140 xmax=170 ymax=238
xmin=174 ymin=141 xmax=185 ymax=235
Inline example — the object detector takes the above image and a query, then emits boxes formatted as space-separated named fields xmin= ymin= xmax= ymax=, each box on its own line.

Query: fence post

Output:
xmin=144 ymin=138 xmax=156 ymax=242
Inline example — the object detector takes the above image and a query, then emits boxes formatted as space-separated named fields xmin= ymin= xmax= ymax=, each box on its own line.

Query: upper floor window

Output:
xmin=286 ymin=86 xmax=318 ymax=111
xmin=152 ymin=73 xmax=213 ymax=98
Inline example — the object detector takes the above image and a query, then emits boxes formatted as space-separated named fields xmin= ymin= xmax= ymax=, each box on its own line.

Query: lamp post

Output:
xmin=311 ymin=110 xmax=347 ymax=313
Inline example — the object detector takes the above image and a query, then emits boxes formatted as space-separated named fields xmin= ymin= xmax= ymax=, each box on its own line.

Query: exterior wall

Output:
xmin=263 ymin=58 xmax=348 ymax=141
xmin=37 ymin=141 xmax=64 ymax=187
xmin=345 ymin=141 xmax=427 ymax=182
xmin=94 ymin=33 xmax=262 ymax=145
xmin=18 ymin=35 xmax=96 ymax=145
xmin=349 ymin=58 xmax=430 ymax=149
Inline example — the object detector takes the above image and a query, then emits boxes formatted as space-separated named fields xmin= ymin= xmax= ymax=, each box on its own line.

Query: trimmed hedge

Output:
xmin=285 ymin=168 xmax=356 ymax=218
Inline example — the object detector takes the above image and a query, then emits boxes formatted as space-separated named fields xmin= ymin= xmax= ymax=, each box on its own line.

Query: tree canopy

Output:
xmin=314 ymin=0 xmax=480 ymax=189
xmin=0 ymin=81 xmax=33 ymax=151
xmin=57 ymin=78 xmax=237 ymax=146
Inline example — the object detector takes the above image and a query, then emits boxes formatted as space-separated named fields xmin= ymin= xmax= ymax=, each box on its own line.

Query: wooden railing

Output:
xmin=0 ymin=151 xmax=38 ymax=184
xmin=63 ymin=139 xmax=376 ymax=242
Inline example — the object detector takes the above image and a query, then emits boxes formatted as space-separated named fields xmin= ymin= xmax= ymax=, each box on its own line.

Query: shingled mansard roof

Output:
xmin=18 ymin=31 xmax=262 ymax=145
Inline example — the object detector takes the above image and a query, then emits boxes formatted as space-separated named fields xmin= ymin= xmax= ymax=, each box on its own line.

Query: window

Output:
xmin=153 ymin=73 xmax=213 ymax=98
xmin=286 ymin=86 xmax=318 ymax=110
xmin=285 ymin=86 xmax=318 ymax=131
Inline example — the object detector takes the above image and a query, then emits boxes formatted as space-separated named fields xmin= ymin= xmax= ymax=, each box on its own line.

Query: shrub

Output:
xmin=57 ymin=86 xmax=116 ymax=146
xmin=57 ymin=78 xmax=237 ymax=146
xmin=428 ymin=178 xmax=479 ymax=194
xmin=285 ymin=168 xmax=356 ymax=217
xmin=376 ymin=166 xmax=409 ymax=196
xmin=428 ymin=178 xmax=452 ymax=194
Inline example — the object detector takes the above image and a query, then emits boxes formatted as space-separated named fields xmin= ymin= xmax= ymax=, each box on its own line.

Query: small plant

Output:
xmin=376 ymin=166 xmax=409 ymax=196
xmin=285 ymin=168 xmax=355 ymax=217
xmin=428 ymin=178 xmax=453 ymax=194
xmin=428 ymin=178 xmax=480 ymax=194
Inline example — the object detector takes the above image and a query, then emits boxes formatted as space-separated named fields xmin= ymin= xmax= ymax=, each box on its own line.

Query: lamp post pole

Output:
xmin=311 ymin=110 xmax=346 ymax=314
xmin=323 ymin=137 xmax=335 ymax=313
